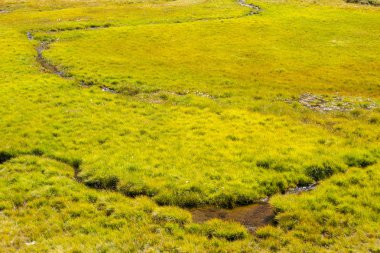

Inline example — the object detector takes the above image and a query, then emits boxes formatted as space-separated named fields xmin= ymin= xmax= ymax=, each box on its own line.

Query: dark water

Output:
xmin=190 ymin=184 xmax=317 ymax=233
xmin=36 ymin=42 xmax=66 ymax=77
xmin=190 ymin=203 xmax=275 ymax=233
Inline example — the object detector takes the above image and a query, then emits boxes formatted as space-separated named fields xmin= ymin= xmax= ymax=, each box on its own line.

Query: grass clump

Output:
xmin=305 ymin=160 xmax=347 ymax=181
xmin=255 ymin=226 xmax=283 ymax=239
xmin=267 ymin=164 xmax=380 ymax=252
xmin=84 ymin=175 xmax=120 ymax=190
xmin=209 ymin=191 xmax=258 ymax=208
xmin=200 ymin=219 xmax=248 ymax=241
xmin=152 ymin=206 xmax=192 ymax=226
xmin=119 ymin=181 xmax=157 ymax=197
xmin=256 ymin=158 xmax=295 ymax=172
xmin=345 ymin=0 xmax=379 ymax=6
xmin=344 ymin=151 xmax=377 ymax=168
xmin=155 ymin=190 xmax=204 ymax=208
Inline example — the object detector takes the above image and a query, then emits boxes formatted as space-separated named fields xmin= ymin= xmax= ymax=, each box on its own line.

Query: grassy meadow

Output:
xmin=0 ymin=0 xmax=379 ymax=251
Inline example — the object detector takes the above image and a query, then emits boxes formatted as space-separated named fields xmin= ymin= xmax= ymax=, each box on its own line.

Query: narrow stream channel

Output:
xmin=191 ymin=203 xmax=274 ymax=233
xmin=190 ymin=184 xmax=316 ymax=233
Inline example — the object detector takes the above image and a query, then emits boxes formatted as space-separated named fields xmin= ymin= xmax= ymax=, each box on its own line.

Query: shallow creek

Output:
xmin=189 ymin=184 xmax=316 ymax=233
xmin=190 ymin=203 xmax=274 ymax=233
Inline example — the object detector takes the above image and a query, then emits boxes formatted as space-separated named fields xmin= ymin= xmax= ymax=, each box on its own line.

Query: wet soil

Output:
xmin=191 ymin=203 xmax=274 ymax=233
xmin=36 ymin=42 xmax=67 ymax=77
xmin=190 ymin=184 xmax=317 ymax=233
xmin=238 ymin=0 xmax=261 ymax=14
xmin=26 ymin=32 xmax=33 ymax=40
xmin=101 ymin=86 xmax=117 ymax=93
xmin=286 ymin=183 xmax=317 ymax=194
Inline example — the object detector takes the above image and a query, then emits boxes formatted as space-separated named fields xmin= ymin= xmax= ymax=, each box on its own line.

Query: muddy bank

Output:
xmin=36 ymin=42 xmax=67 ymax=77
xmin=286 ymin=183 xmax=316 ymax=194
xmin=190 ymin=184 xmax=317 ymax=233
xmin=26 ymin=31 xmax=69 ymax=78
xmin=191 ymin=203 xmax=274 ymax=233
xmin=27 ymin=32 xmax=121 ymax=93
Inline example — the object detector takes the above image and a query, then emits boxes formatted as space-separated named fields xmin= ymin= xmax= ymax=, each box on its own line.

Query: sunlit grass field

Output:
xmin=0 ymin=0 xmax=379 ymax=251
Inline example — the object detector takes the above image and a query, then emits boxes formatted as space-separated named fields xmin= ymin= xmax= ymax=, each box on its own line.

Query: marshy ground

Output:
xmin=0 ymin=0 xmax=379 ymax=252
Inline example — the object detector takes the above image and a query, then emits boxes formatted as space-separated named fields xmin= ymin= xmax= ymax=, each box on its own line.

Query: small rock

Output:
xmin=102 ymin=87 xmax=117 ymax=93
xmin=298 ymin=93 xmax=378 ymax=112
xmin=26 ymin=32 xmax=33 ymax=40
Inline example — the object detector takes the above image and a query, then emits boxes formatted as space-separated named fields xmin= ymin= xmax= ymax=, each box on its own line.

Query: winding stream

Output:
xmin=27 ymin=0 xmax=261 ymax=80
xmin=19 ymin=0 xmax=316 ymax=234
xmin=238 ymin=0 xmax=261 ymax=14
xmin=191 ymin=203 xmax=275 ymax=233
xmin=36 ymin=42 xmax=67 ymax=77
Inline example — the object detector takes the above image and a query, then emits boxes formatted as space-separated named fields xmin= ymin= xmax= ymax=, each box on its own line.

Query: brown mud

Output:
xmin=191 ymin=203 xmax=274 ymax=233
xmin=190 ymin=183 xmax=317 ymax=233
xmin=36 ymin=42 xmax=67 ymax=78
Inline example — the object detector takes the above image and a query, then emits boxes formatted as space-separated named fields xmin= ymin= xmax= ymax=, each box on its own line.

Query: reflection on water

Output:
xmin=190 ymin=203 xmax=275 ymax=233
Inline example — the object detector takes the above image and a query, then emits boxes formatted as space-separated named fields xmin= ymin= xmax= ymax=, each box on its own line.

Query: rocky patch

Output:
xmin=299 ymin=93 xmax=378 ymax=112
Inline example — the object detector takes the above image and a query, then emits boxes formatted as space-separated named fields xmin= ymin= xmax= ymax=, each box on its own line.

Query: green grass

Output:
xmin=41 ymin=5 xmax=380 ymax=98
xmin=261 ymin=164 xmax=380 ymax=252
xmin=0 ymin=0 xmax=379 ymax=251
xmin=0 ymin=156 xmax=254 ymax=252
